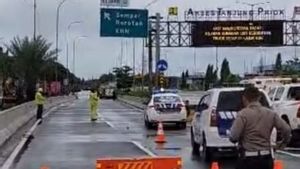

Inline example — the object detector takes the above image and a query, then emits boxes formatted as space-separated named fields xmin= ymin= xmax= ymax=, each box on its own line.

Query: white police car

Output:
xmin=268 ymin=84 xmax=300 ymax=147
xmin=191 ymin=87 xmax=274 ymax=161
xmin=144 ymin=90 xmax=187 ymax=129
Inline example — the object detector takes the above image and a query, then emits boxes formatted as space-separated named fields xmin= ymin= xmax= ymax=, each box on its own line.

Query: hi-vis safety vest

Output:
xmin=89 ymin=92 xmax=99 ymax=105
xmin=35 ymin=92 xmax=45 ymax=105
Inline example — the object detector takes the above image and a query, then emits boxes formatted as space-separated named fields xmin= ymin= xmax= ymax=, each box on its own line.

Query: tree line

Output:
xmin=274 ymin=52 xmax=300 ymax=76
xmin=0 ymin=36 xmax=80 ymax=102
xmin=180 ymin=58 xmax=240 ymax=90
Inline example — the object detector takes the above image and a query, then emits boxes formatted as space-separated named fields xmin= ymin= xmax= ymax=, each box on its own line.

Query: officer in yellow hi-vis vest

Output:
xmin=89 ymin=89 xmax=99 ymax=121
xmin=35 ymin=88 xmax=45 ymax=124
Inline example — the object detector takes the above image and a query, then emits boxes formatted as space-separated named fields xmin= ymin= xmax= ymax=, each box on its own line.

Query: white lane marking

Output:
xmin=132 ymin=141 xmax=157 ymax=157
xmin=1 ymin=103 xmax=67 ymax=169
xmin=277 ymin=150 xmax=300 ymax=158
xmin=104 ymin=120 xmax=115 ymax=128
xmin=1 ymin=120 xmax=40 ymax=169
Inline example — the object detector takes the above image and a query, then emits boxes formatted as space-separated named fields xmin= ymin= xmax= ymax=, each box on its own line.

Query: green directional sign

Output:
xmin=100 ymin=8 xmax=148 ymax=38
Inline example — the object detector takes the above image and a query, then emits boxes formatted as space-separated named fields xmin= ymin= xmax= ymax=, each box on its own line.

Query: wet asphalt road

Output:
xmin=12 ymin=95 xmax=300 ymax=169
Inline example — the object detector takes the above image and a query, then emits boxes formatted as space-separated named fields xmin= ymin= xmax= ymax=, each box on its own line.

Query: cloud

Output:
xmin=0 ymin=0 xmax=298 ymax=78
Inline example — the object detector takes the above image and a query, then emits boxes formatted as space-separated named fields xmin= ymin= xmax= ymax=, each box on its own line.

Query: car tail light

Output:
xmin=177 ymin=103 xmax=183 ymax=108
xmin=175 ymin=103 xmax=183 ymax=111
xmin=297 ymin=106 xmax=300 ymax=118
xmin=210 ymin=109 xmax=218 ymax=127
xmin=149 ymin=104 xmax=159 ymax=110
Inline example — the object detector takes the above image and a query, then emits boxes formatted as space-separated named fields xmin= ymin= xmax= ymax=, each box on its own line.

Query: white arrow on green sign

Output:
xmin=100 ymin=8 xmax=149 ymax=38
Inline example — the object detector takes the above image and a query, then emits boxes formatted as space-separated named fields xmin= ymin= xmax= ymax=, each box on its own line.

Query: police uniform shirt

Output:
xmin=230 ymin=102 xmax=291 ymax=151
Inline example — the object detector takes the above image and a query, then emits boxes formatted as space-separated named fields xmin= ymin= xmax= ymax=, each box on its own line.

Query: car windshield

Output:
xmin=217 ymin=91 xmax=270 ymax=111
xmin=154 ymin=95 xmax=181 ymax=103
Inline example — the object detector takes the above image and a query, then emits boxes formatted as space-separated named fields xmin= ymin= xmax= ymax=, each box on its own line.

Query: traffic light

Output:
xmin=159 ymin=73 xmax=166 ymax=88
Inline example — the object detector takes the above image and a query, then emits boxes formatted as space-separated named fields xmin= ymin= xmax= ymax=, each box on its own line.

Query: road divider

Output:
xmin=1 ymin=98 xmax=75 ymax=169
xmin=96 ymin=156 xmax=182 ymax=169
xmin=117 ymin=95 xmax=147 ymax=110
xmin=0 ymin=96 xmax=75 ymax=148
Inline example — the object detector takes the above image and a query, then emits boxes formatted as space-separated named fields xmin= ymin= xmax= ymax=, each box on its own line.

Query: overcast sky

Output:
xmin=0 ymin=0 xmax=299 ymax=78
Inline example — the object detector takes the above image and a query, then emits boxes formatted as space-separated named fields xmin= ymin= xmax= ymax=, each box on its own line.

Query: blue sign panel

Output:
xmin=157 ymin=59 xmax=168 ymax=71
xmin=100 ymin=8 xmax=148 ymax=37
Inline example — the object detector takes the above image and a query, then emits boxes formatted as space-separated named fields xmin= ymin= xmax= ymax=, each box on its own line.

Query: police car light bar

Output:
xmin=152 ymin=88 xmax=178 ymax=94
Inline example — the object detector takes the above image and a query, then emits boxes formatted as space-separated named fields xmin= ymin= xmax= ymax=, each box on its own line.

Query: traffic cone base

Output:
xmin=40 ymin=166 xmax=49 ymax=169
xmin=211 ymin=162 xmax=219 ymax=169
xmin=274 ymin=160 xmax=283 ymax=169
xmin=155 ymin=122 xmax=166 ymax=143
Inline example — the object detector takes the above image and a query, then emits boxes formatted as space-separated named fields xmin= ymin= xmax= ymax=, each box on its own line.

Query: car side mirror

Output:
xmin=197 ymin=103 xmax=208 ymax=112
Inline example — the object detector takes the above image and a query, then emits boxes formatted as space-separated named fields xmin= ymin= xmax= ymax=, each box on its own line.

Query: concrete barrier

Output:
xmin=0 ymin=96 xmax=75 ymax=147
xmin=118 ymin=95 xmax=147 ymax=110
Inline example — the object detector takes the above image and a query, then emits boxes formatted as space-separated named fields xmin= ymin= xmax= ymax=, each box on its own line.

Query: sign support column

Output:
xmin=155 ymin=13 xmax=161 ymax=88
xmin=148 ymin=28 xmax=153 ymax=92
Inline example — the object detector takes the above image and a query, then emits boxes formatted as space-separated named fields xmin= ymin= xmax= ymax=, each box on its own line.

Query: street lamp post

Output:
xmin=144 ymin=0 xmax=159 ymax=9
xmin=66 ymin=21 xmax=82 ymax=71
xmin=33 ymin=0 xmax=37 ymax=40
xmin=72 ymin=36 xmax=87 ymax=75
xmin=55 ymin=0 xmax=68 ymax=81
xmin=65 ymin=21 xmax=82 ymax=93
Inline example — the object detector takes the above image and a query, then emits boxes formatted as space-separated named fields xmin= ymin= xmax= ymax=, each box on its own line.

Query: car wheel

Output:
xmin=291 ymin=129 xmax=300 ymax=147
xmin=202 ymin=137 xmax=212 ymax=162
xmin=191 ymin=128 xmax=200 ymax=155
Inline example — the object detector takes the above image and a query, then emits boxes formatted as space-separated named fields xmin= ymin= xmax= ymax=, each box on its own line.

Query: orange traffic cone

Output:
xmin=211 ymin=162 xmax=219 ymax=169
xmin=274 ymin=160 xmax=283 ymax=169
xmin=40 ymin=166 xmax=49 ymax=169
xmin=155 ymin=121 xmax=166 ymax=143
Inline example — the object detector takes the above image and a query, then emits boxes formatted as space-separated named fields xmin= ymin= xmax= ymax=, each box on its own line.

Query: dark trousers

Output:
xmin=236 ymin=155 xmax=273 ymax=169
xmin=36 ymin=104 xmax=43 ymax=120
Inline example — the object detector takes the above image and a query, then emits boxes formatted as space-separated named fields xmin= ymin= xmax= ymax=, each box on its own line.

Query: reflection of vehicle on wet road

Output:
xmin=144 ymin=90 xmax=187 ymax=129
xmin=191 ymin=87 xmax=273 ymax=161
xmin=268 ymin=84 xmax=300 ymax=147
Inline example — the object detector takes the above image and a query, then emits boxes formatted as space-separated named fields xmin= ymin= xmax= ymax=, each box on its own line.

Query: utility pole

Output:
xmin=132 ymin=39 xmax=136 ymax=89
xmin=215 ymin=8 xmax=221 ymax=71
xmin=121 ymin=40 xmax=124 ymax=66
xmin=141 ymin=39 xmax=145 ymax=91
xmin=148 ymin=28 xmax=153 ymax=92
xmin=33 ymin=0 xmax=37 ymax=40
xmin=155 ymin=13 xmax=161 ymax=88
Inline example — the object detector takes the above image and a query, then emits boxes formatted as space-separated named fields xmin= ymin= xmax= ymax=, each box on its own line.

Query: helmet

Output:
xmin=38 ymin=88 xmax=43 ymax=92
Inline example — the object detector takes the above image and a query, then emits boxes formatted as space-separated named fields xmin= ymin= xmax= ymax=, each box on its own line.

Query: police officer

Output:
xmin=230 ymin=86 xmax=291 ymax=169
xmin=35 ymin=88 xmax=45 ymax=124
xmin=89 ymin=89 xmax=99 ymax=121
